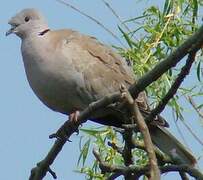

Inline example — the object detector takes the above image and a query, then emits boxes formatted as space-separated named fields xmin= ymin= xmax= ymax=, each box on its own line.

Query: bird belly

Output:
xmin=23 ymin=54 xmax=95 ymax=114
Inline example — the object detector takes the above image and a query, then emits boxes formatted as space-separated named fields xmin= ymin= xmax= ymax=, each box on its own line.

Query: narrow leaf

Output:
xmin=77 ymin=139 xmax=91 ymax=166
xmin=197 ymin=60 xmax=201 ymax=82
xmin=118 ymin=26 xmax=133 ymax=48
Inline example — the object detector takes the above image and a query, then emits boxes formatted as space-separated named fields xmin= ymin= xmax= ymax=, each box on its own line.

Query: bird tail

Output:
xmin=149 ymin=126 xmax=196 ymax=166
xmin=91 ymin=108 xmax=196 ymax=166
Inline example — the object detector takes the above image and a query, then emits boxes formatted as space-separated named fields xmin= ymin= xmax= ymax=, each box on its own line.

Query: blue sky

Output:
xmin=1 ymin=0 xmax=202 ymax=180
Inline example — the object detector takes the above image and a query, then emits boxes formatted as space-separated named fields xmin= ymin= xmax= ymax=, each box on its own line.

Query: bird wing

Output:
xmin=49 ymin=29 xmax=164 ymax=118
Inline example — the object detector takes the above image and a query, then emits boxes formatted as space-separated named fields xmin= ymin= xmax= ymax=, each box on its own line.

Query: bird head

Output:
xmin=6 ymin=8 xmax=49 ymax=39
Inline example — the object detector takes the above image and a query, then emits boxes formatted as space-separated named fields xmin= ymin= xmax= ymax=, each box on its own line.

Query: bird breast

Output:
xmin=21 ymin=37 xmax=94 ymax=114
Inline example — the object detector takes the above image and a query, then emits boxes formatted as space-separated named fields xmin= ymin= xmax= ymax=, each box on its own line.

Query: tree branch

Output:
xmin=120 ymin=85 xmax=160 ymax=180
xmin=119 ymin=86 xmax=135 ymax=180
xmin=147 ymin=51 xmax=197 ymax=121
xmin=93 ymin=149 xmax=203 ymax=179
xmin=129 ymin=25 xmax=203 ymax=99
xmin=179 ymin=171 xmax=189 ymax=180
xmin=132 ymin=139 xmax=173 ymax=165
xmin=107 ymin=141 xmax=123 ymax=154
xmin=29 ymin=94 xmax=121 ymax=180
xmin=122 ymin=123 xmax=134 ymax=179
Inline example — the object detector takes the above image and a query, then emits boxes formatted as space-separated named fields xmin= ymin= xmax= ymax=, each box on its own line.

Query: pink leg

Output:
xmin=69 ymin=111 xmax=80 ymax=123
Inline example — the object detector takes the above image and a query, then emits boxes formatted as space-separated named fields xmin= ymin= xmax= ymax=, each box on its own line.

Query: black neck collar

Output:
xmin=38 ymin=29 xmax=50 ymax=36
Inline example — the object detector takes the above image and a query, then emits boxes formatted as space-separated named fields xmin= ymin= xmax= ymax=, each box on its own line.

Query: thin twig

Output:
xmin=181 ymin=119 xmax=203 ymax=146
xmin=146 ymin=51 xmax=197 ymax=122
xmin=120 ymin=85 xmax=160 ymax=180
xmin=179 ymin=172 xmax=189 ymax=180
xmin=173 ymin=117 xmax=189 ymax=148
xmin=122 ymin=124 xmax=139 ymax=131
xmin=132 ymin=139 xmax=173 ymax=165
xmin=56 ymin=0 xmax=125 ymax=47
xmin=160 ymin=165 xmax=203 ymax=179
xmin=93 ymin=149 xmax=203 ymax=179
xmin=107 ymin=173 xmax=123 ymax=180
xmin=48 ymin=167 xmax=57 ymax=179
xmin=107 ymin=141 xmax=123 ymax=154
xmin=122 ymin=129 xmax=134 ymax=180
xmin=187 ymin=95 xmax=203 ymax=118
xmin=101 ymin=0 xmax=132 ymax=33
xmin=120 ymin=85 xmax=135 ymax=180
xmin=133 ymin=104 xmax=160 ymax=179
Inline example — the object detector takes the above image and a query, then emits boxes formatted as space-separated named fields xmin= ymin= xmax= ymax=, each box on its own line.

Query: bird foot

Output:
xmin=69 ymin=110 xmax=80 ymax=124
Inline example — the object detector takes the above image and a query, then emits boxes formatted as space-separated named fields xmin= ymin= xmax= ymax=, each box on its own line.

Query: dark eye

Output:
xmin=24 ymin=16 xmax=30 ymax=22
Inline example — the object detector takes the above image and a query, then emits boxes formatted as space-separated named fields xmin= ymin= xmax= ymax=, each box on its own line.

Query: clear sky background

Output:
xmin=1 ymin=0 xmax=203 ymax=180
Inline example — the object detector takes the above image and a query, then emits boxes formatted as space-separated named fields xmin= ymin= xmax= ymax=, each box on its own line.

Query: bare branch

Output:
xmin=107 ymin=173 xmax=123 ymax=180
xmin=132 ymin=139 xmax=173 ymax=165
xmin=29 ymin=94 xmax=121 ymax=180
xmin=160 ymin=165 xmax=203 ymax=179
xmin=120 ymin=85 xmax=160 ymax=180
xmin=122 ymin=129 xmax=134 ymax=179
xmin=107 ymin=141 xmax=123 ymax=154
xmin=120 ymin=86 xmax=134 ymax=168
xmin=93 ymin=150 xmax=203 ymax=180
xmin=147 ymin=51 xmax=197 ymax=121
xmin=179 ymin=172 xmax=189 ymax=180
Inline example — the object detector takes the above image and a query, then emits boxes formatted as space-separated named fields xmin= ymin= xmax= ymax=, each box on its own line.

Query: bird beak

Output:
xmin=6 ymin=28 xmax=14 ymax=36
xmin=6 ymin=25 xmax=17 ymax=36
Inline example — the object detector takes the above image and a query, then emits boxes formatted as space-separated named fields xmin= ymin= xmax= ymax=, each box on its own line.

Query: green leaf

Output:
xmin=80 ymin=128 xmax=107 ymax=137
xmin=197 ymin=60 xmax=202 ymax=82
xmin=77 ymin=138 xmax=91 ymax=166
xmin=118 ymin=26 xmax=133 ymax=48
xmin=128 ymin=26 xmax=144 ymax=38
xmin=123 ymin=14 xmax=150 ymax=23
xmin=147 ymin=6 xmax=160 ymax=15
xmin=163 ymin=0 xmax=171 ymax=15
xmin=191 ymin=92 xmax=203 ymax=97
xmin=197 ymin=104 xmax=203 ymax=110
xmin=192 ymin=0 xmax=198 ymax=19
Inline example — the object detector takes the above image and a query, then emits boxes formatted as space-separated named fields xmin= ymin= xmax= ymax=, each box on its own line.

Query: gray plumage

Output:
xmin=7 ymin=8 xmax=196 ymax=166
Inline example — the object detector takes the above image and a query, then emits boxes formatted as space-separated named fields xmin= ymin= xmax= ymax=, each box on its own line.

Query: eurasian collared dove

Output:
xmin=6 ymin=8 xmax=196 ymax=166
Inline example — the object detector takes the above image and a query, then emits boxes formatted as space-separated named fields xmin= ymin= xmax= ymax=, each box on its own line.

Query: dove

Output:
xmin=6 ymin=8 xmax=196 ymax=165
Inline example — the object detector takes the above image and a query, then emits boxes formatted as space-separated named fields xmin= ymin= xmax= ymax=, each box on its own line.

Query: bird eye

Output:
xmin=24 ymin=16 xmax=30 ymax=22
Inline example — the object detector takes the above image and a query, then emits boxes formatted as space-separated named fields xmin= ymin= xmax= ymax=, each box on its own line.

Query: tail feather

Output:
xmin=149 ymin=126 xmax=196 ymax=166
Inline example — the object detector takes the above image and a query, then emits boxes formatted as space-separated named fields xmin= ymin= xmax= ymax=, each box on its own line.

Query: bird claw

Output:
xmin=49 ymin=111 xmax=81 ymax=140
xmin=49 ymin=132 xmax=72 ymax=142
xmin=49 ymin=133 xmax=58 ymax=139
xmin=69 ymin=110 xmax=80 ymax=124
xmin=49 ymin=128 xmax=73 ymax=141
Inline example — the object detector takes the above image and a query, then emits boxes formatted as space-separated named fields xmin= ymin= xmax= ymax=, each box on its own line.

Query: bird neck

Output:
xmin=38 ymin=29 xmax=50 ymax=36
